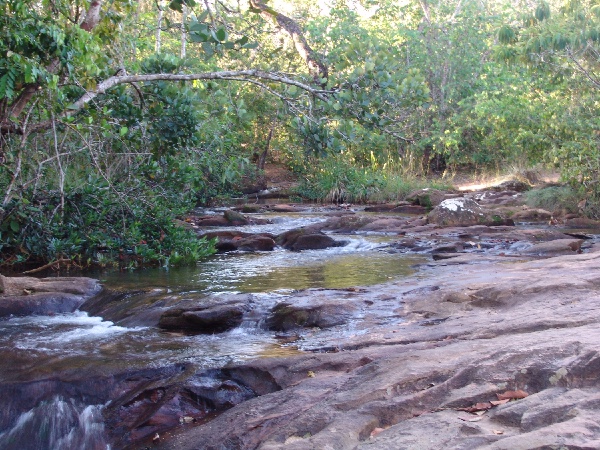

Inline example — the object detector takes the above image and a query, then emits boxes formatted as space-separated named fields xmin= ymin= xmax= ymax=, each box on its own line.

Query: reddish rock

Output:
xmin=522 ymin=238 xmax=583 ymax=256
xmin=564 ymin=217 xmax=600 ymax=229
xmin=200 ymin=231 xmax=275 ymax=252
xmin=510 ymin=208 xmax=553 ymax=222
xmin=159 ymin=303 xmax=250 ymax=333
xmin=364 ymin=203 xmax=409 ymax=212
xmin=267 ymin=297 xmax=357 ymax=331
xmin=391 ymin=205 xmax=429 ymax=214
xmin=276 ymin=228 xmax=346 ymax=251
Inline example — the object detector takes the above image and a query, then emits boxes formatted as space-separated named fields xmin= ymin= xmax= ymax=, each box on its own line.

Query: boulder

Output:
xmin=200 ymin=231 xmax=275 ymax=252
xmin=428 ymin=198 xmax=512 ymax=227
xmin=269 ymin=204 xmax=307 ymax=213
xmin=492 ymin=179 xmax=531 ymax=192
xmin=223 ymin=209 xmax=249 ymax=225
xmin=192 ymin=210 xmax=270 ymax=228
xmin=510 ymin=208 xmax=553 ymax=222
xmin=266 ymin=299 xmax=356 ymax=331
xmin=159 ymin=302 xmax=250 ymax=333
xmin=237 ymin=235 xmax=276 ymax=252
xmin=276 ymin=228 xmax=346 ymax=251
xmin=0 ymin=275 xmax=101 ymax=316
xmin=521 ymin=238 xmax=583 ymax=257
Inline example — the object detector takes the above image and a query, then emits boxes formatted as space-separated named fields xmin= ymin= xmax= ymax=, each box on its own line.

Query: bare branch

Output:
xmin=249 ymin=0 xmax=328 ymax=84
xmin=68 ymin=70 xmax=332 ymax=112
xmin=567 ymin=48 xmax=600 ymax=90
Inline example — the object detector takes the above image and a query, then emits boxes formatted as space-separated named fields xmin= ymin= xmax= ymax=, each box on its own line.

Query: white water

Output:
xmin=0 ymin=397 xmax=109 ymax=450
xmin=0 ymin=210 xmax=425 ymax=448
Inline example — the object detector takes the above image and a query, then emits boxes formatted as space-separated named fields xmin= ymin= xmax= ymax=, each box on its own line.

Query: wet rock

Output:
xmin=153 ymin=253 xmax=600 ymax=450
xmin=564 ymin=217 xmax=600 ymax=229
xmin=359 ymin=218 xmax=409 ymax=233
xmin=192 ymin=210 xmax=270 ymax=228
xmin=237 ymin=235 xmax=276 ymax=251
xmin=223 ymin=209 xmax=249 ymax=225
xmin=266 ymin=297 xmax=357 ymax=331
xmin=388 ymin=237 xmax=429 ymax=252
xmin=364 ymin=203 xmax=409 ymax=212
xmin=269 ymin=204 xmax=308 ymax=213
xmin=521 ymin=238 xmax=583 ymax=256
xmin=431 ymin=252 xmax=462 ymax=261
xmin=193 ymin=215 xmax=231 ymax=227
xmin=318 ymin=215 xmax=374 ymax=233
xmin=391 ymin=205 xmax=429 ymax=214
xmin=183 ymin=372 xmax=256 ymax=410
xmin=159 ymin=302 xmax=251 ymax=333
xmin=428 ymin=198 xmax=512 ymax=227
xmin=276 ymin=228 xmax=346 ymax=251
xmin=200 ymin=231 xmax=276 ymax=252
xmin=0 ymin=275 xmax=101 ymax=316
xmin=510 ymin=208 xmax=553 ymax=222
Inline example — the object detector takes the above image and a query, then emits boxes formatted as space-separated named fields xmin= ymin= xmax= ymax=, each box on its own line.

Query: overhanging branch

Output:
xmin=69 ymin=69 xmax=332 ymax=112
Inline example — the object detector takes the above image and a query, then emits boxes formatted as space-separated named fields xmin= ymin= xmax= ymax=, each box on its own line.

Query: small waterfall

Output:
xmin=0 ymin=397 xmax=109 ymax=450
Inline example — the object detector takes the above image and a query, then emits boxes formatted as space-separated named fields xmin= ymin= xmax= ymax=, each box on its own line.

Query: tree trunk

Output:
xmin=156 ymin=0 xmax=165 ymax=53
xmin=249 ymin=0 xmax=328 ymax=85
xmin=256 ymin=125 xmax=274 ymax=171
xmin=181 ymin=5 xmax=188 ymax=59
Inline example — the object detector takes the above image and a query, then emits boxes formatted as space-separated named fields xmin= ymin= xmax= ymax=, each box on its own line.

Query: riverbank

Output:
xmin=153 ymin=250 xmax=600 ymax=449
xmin=2 ymin=180 xmax=600 ymax=449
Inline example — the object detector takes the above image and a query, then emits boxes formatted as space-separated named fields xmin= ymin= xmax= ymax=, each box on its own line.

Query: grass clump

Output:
xmin=524 ymin=185 xmax=580 ymax=215
xmin=294 ymin=154 xmax=453 ymax=204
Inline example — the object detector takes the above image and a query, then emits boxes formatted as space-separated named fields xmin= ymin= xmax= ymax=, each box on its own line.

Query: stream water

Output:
xmin=0 ymin=209 xmax=426 ymax=449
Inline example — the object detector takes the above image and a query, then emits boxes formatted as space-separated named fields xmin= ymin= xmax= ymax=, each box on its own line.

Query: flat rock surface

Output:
xmin=154 ymin=252 xmax=600 ymax=450
xmin=0 ymin=275 xmax=101 ymax=316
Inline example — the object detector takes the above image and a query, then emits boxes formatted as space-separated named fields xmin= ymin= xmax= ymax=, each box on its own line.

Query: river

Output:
xmin=0 ymin=209 xmax=426 ymax=449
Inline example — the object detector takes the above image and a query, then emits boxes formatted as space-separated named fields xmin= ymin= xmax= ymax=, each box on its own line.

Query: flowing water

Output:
xmin=0 ymin=209 xmax=426 ymax=449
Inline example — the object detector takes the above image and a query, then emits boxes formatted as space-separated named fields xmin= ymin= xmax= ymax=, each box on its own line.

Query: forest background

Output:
xmin=1 ymin=0 xmax=599 ymax=269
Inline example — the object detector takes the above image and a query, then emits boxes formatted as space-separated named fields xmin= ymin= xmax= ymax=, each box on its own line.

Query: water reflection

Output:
xmin=98 ymin=237 xmax=424 ymax=294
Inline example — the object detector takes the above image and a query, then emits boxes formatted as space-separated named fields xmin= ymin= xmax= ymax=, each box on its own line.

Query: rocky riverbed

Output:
xmin=2 ymin=183 xmax=600 ymax=449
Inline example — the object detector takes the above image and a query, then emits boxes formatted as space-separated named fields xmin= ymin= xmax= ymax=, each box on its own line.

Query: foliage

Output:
xmin=296 ymin=154 xmax=385 ymax=203
xmin=3 ymin=0 xmax=600 ymax=270
xmin=524 ymin=185 xmax=581 ymax=215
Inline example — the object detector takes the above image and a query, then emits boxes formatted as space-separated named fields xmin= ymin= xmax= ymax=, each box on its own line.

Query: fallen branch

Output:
xmin=22 ymin=258 xmax=73 ymax=275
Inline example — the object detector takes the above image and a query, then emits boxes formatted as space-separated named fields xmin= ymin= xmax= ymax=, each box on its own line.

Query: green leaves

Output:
xmin=169 ymin=0 xmax=196 ymax=13
xmin=188 ymin=20 xmax=256 ymax=56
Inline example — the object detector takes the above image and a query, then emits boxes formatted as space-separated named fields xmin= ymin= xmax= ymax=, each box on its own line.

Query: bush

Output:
xmin=296 ymin=155 xmax=384 ymax=203
xmin=524 ymin=185 xmax=581 ymax=215
xmin=0 ymin=179 xmax=215 ymax=269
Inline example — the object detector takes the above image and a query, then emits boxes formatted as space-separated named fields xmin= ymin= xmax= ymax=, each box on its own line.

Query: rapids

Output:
xmin=0 ymin=209 xmax=425 ymax=449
